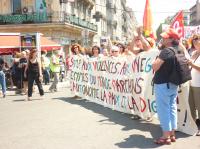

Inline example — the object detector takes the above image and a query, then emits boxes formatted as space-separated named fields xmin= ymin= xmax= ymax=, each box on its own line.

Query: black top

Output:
xmin=0 ymin=57 xmax=4 ymax=71
xmin=153 ymin=48 xmax=175 ymax=84
xmin=28 ymin=60 xmax=39 ymax=74
xmin=20 ymin=58 xmax=28 ymax=80
xmin=19 ymin=58 xmax=27 ymax=67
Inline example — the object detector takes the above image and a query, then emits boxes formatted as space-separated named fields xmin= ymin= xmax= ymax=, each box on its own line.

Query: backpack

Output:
xmin=168 ymin=47 xmax=191 ymax=85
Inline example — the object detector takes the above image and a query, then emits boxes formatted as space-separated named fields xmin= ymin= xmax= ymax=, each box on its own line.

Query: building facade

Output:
xmin=92 ymin=0 xmax=107 ymax=45
xmin=0 ymin=0 xmax=138 ymax=51
xmin=106 ymin=0 xmax=137 ymax=43
xmin=124 ymin=7 xmax=137 ymax=42
xmin=106 ymin=0 xmax=124 ymax=41
xmin=190 ymin=0 xmax=200 ymax=25
xmin=0 ymin=0 xmax=98 ymax=54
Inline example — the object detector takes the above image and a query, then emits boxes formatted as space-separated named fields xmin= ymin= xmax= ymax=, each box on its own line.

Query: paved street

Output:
xmin=0 ymin=82 xmax=200 ymax=149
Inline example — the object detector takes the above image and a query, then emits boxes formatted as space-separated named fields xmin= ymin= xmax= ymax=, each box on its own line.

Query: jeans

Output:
xmin=0 ymin=71 xmax=6 ymax=95
xmin=154 ymin=83 xmax=178 ymax=131
xmin=49 ymin=72 xmax=59 ymax=91
xmin=28 ymin=73 xmax=44 ymax=97
xmin=43 ymin=68 xmax=50 ymax=85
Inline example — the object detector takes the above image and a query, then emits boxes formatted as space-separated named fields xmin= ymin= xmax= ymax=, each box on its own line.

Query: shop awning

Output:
xmin=0 ymin=35 xmax=61 ymax=55
xmin=41 ymin=37 xmax=61 ymax=51
xmin=0 ymin=35 xmax=20 ymax=55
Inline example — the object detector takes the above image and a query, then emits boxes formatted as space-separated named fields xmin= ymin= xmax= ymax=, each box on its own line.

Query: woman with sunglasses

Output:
xmin=187 ymin=34 xmax=200 ymax=136
xmin=71 ymin=44 xmax=82 ymax=56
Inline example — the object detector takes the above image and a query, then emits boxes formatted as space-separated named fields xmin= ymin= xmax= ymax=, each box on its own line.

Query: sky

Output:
xmin=127 ymin=0 xmax=198 ymax=30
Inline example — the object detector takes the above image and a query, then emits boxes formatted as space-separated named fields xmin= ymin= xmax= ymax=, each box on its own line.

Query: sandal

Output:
xmin=132 ymin=115 xmax=141 ymax=120
xmin=170 ymin=135 xmax=176 ymax=142
xmin=154 ymin=137 xmax=171 ymax=145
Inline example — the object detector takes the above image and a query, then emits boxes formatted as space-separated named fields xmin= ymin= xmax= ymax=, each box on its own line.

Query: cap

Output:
xmin=160 ymin=28 xmax=180 ymax=40
xmin=111 ymin=45 xmax=119 ymax=52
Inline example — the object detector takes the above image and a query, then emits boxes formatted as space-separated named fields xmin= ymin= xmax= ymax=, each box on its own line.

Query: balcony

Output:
xmin=0 ymin=11 xmax=97 ymax=32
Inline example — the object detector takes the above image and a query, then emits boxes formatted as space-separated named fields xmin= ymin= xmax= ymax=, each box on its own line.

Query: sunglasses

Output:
xmin=135 ymin=38 xmax=140 ymax=41
xmin=193 ymin=37 xmax=200 ymax=41
xmin=112 ymin=51 xmax=118 ymax=53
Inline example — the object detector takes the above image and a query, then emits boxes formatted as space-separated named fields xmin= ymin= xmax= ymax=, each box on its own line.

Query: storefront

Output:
xmin=0 ymin=34 xmax=61 ymax=55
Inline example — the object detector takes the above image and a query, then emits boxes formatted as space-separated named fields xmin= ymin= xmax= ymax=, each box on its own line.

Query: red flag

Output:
xmin=170 ymin=10 xmax=184 ymax=38
xmin=143 ymin=0 xmax=156 ymax=39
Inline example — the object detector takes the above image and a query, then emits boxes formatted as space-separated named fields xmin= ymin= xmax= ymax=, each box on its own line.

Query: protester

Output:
xmin=130 ymin=26 xmax=151 ymax=55
xmin=49 ymin=50 xmax=61 ymax=92
xmin=188 ymin=37 xmax=197 ymax=56
xmin=187 ymin=34 xmax=200 ymax=136
xmin=122 ymin=44 xmax=135 ymax=56
xmin=41 ymin=50 xmax=50 ymax=85
xmin=19 ymin=51 xmax=28 ymax=94
xmin=111 ymin=46 xmax=120 ymax=58
xmin=102 ymin=48 xmax=109 ymax=56
xmin=3 ymin=62 xmax=12 ymax=89
xmin=0 ymin=57 xmax=6 ymax=98
xmin=11 ymin=52 xmax=22 ymax=94
xmin=69 ymin=44 xmax=83 ymax=99
xmin=71 ymin=43 xmax=82 ymax=56
xmin=116 ymin=43 xmax=125 ymax=54
xmin=25 ymin=49 xmax=44 ymax=101
xmin=152 ymin=28 xmax=181 ymax=145
xmin=91 ymin=46 xmax=101 ymax=58
xmin=59 ymin=53 xmax=66 ymax=82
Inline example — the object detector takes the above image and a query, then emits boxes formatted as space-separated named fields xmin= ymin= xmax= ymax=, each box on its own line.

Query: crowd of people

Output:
xmin=68 ymin=28 xmax=200 ymax=143
xmin=65 ymin=28 xmax=200 ymax=142
xmin=0 ymin=27 xmax=200 ymax=144
xmin=0 ymin=49 xmax=66 ymax=100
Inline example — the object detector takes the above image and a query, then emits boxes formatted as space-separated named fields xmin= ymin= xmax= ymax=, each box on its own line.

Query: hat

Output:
xmin=160 ymin=28 xmax=180 ymax=40
xmin=111 ymin=45 xmax=119 ymax=52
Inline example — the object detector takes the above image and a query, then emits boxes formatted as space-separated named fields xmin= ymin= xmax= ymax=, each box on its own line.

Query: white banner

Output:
xmin=69 ymin=50 xmax=198 ymax=135
xmin=162 ymin=24 xmax=200 ymax=39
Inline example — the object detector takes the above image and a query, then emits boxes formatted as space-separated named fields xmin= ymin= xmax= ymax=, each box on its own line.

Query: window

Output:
xmin=12 ymin=0 xmax=21 ymax=14
xmin=71 ymin=2 xmax=75 ymax=15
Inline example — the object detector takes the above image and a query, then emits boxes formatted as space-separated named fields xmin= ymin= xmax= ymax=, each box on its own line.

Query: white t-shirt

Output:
xmin=191 ymin=55 xmax=200 ymax=87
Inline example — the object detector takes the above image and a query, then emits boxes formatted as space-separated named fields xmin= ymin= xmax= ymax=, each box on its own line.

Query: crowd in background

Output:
xmin=0 ymin=48 xmax=66 ymax=100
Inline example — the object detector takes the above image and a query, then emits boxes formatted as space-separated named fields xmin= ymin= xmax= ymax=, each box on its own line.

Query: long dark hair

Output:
xmin=92 ymin=46 xmax=100 ymax=55
xmin=191 ymin=34 xmax=200 ymax=49
xmin=29 ymin=49 xmax=37 ymax=59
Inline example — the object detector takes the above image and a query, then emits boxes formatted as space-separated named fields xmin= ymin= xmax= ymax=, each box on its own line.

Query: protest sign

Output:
xmin=69 ymin=50 xmax=198 ymax=135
